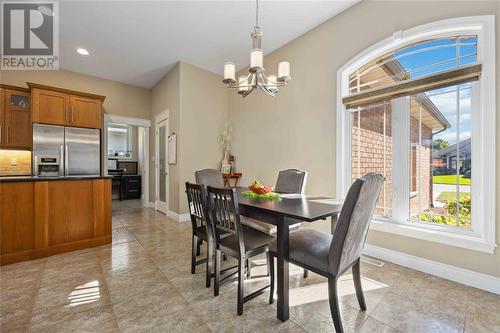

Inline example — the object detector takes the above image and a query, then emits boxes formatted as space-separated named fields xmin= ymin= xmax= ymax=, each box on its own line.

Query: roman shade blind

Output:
xmin=342 ymin=63 xmax=481 ymax=108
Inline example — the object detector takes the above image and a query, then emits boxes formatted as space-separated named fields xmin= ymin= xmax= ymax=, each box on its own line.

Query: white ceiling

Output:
xmin=59 ymin=1 xmax=360 ymax=88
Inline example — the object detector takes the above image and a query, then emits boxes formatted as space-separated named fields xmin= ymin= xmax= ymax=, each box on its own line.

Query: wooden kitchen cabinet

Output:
xmin=0 ymin=182 xmax=34 ymax=263
xmin=69 ymin=95 xmax=102 ymax=129
xmin=29 ymin=83 xmax=105 ymax=129
xmin=0 ymin=85 xmax=32 ymax=149
xmin=31 ymin=88 xmax=69 ymax=126
xmin=46 ymin=180 xmax=93 ymax=246
xmin=0 ymin=178 xmax=111 ymax=265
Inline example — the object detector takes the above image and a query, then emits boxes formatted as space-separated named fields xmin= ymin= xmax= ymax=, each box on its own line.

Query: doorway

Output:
xmin=103 ymin=114 xmax=151 ymax=212
xmin=155 ymin=111 xmax=169 ymax=214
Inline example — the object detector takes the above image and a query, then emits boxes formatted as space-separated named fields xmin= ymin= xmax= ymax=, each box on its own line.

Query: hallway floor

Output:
xmin=1 ymin=208 xmax=498 ymax=332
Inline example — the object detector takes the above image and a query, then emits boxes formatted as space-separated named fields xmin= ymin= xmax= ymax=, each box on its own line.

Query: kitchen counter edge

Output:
xmin=0 ymin=176 xmax=114 ymax=183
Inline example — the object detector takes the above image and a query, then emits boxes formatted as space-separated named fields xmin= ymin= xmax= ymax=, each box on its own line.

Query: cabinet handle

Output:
xmin=5 ymin=126 xmax=8 ymax=143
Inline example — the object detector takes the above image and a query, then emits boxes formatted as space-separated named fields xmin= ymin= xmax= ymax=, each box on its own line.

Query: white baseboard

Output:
xmin=167 ymin=210 xmax=190 ymax=222
xmin=146 ymin=202 xmax=155 ymax=209
xmin=363 ymin=244 xmax=500 ymax=295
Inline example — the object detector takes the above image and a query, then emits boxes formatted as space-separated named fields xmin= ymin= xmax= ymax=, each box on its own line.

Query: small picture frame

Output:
xmin=221 ymin=164 xmax=231 ymax=174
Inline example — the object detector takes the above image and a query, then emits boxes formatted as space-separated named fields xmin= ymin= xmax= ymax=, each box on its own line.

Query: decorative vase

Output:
xmin=222 ymin=150 xmax=229 ymax=165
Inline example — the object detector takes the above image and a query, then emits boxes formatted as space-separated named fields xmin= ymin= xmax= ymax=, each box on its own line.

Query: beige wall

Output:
xmin=178 ymin=62 xmax=229 ymax=213
xmin=0 ymin=69 xmax=151 ymax=118
xmin=228 ymin=1 xmax=500 ymax=277
xmin=150 ymin=63 xmax=181 ymax=212
xmin=149 ymin=62 xmax=228 ymax=214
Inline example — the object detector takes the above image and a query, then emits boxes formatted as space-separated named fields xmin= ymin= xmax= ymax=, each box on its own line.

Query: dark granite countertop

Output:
xmin=0 ymin=176 xmax=113 ymax=183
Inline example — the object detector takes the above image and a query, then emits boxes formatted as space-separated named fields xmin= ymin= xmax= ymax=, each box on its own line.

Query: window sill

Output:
xmin=370 ymin=219 xmax=497 ymax=254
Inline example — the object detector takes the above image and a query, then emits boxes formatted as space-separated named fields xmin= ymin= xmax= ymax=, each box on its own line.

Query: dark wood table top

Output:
xmin=235 ymin=187 xmax=342 ymax=222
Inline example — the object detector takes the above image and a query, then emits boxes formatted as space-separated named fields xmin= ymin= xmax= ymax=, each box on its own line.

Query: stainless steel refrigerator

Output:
xmin=33 ymin=124 xmax=100 ymax=177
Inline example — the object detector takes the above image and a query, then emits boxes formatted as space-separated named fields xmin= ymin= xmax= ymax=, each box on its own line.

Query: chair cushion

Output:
xmin=269 ymin=228 xmax=332 ymax=273
xmin=241 ymin=216 xmax=301 ymax=235
xmin=219 ymin=226 xmax=275 ymax=253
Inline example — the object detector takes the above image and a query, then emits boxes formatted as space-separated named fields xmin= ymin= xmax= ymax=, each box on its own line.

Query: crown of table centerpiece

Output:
xmin=242 ymin=180 xmax=279 ymax=200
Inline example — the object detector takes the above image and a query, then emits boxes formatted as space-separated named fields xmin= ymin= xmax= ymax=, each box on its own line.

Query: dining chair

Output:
xmin=195 ymin=169 xmax=225 ymax=188
xmin=185 ymin=182 xmax=214 ymax=288
xmin=242 ymin=169 xmax=307 ymax=235
xmin=207 ymin=186 xmax=274 ymax=315
xmin=195 ymin=168 xmax=229 ymax=261
xmin=268 ymin=173 xmax=385 ymax=333
xmin=242 ymin=169 xmax=308 ymax=276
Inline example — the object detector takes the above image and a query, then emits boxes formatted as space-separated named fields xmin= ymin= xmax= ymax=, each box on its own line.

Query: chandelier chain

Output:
xmin=255 ymin=0 xmax=259 ymax=30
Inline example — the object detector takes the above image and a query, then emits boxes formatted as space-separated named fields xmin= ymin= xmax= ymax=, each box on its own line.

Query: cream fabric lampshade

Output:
xmin=278 ymin=61 xmax=290 ymax=81
xmin=223 ymin=62 xmax=236 ymax=82
xmin=250 ymin=49 xmax=263 ymax=71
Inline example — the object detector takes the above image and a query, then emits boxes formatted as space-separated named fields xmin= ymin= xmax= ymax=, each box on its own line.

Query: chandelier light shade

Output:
xmin=222 ymin=0 xmax=291 ymax=97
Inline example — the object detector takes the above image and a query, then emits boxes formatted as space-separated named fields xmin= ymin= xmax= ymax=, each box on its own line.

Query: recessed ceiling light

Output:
xmin=76 ymin=48 xmax=89 ymax=56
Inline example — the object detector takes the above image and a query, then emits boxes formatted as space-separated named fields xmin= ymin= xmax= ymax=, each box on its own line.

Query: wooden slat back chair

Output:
xmin=269 ymin=173 xmax=385 ymax=333
xmin=242 ymin=169 xmax=309 ymax=277
xmin=185 ymin=182 xmax=214 ymax=288
xmin=207 ymin=186 xmax=274 ymax=315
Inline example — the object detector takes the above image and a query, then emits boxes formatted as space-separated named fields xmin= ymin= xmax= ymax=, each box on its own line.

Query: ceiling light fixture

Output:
xmin=222 ymin=0 xmax=291 ymax=97
xmin=76 ymin=48 xmax=89 ymax=56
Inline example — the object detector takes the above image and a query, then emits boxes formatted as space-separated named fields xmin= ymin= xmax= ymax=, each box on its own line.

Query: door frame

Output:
xmin=154 ymin=110 xmax=169 ymax=214
xmin=103 ymin=114 xmax=151 ymax=207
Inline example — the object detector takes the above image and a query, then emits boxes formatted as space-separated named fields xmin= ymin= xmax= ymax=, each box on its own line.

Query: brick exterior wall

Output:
xmin=352 ymin=106 xmax=432 ymax=217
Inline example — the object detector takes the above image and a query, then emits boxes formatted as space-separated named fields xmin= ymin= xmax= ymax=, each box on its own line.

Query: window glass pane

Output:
xmin=351 ymin=103 xmax=392 ymax=218
xmin=348 ymin=35 xmax=477 ymax=95
xmin=409 ymin=83 xmax=472 ymax=228
xmin=107 ymin=124 xmax=130 ymax=158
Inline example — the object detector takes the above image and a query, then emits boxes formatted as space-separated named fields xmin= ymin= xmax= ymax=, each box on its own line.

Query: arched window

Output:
xmin=336 ymin=16 xmax=496 ymax=253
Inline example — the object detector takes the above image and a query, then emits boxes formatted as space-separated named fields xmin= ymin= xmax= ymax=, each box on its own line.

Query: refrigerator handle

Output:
xmin=34 ymin=155 xmax=38 ymax=176
xmin=65 ymin=145 xmax=69 ymax=176
xmin=60 ymin=145 xmax=64 ymax=176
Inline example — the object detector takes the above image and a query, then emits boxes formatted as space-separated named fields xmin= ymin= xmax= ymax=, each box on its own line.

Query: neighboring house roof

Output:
xmin=352 ymin=55 xmax=451 ymax=133
xmin=379 ymin=57 xmax=451 ymax=133
xmin=432 ymin=138 xmax=471 ymax=159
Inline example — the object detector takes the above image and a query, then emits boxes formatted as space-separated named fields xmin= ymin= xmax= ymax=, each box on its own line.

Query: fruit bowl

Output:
xmin=248 ymin=181 xmax=273 ymax=195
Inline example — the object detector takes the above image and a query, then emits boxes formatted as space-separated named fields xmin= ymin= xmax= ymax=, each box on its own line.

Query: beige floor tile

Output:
xmin=357 ymin=316 xmax=401 ymax=333
xmin=289 ymin=299 xmax=367 ymax=333
xmin=29 ymin=304 xmax=119 ymax=333
xmin=370 ymin=291 xmax=464 ymax=333
xmin=0 ymin=206 xmax=482 ymax=333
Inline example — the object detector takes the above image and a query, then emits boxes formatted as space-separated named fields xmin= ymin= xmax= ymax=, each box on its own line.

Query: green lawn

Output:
xmin=436 ymin=191 xmax=470 ymax=203
xmin=433 ymin=175 xmax=471 ymax=185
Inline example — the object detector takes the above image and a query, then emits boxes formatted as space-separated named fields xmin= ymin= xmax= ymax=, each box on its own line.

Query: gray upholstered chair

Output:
xmin=195 ymin=169 xmax=225 ymax=188
xmin=268 ymin=173 xmax=385 ymax=333
xmin=242 ymin=169 xmax=307 ymax=235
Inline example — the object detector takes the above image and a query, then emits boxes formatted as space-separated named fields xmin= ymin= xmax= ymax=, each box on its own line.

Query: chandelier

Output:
xmin=222 ymin=0 xmax=291 ymax=97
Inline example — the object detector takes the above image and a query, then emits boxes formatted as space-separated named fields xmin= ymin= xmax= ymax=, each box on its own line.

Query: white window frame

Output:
xmin=336 ymin=16 xmax=496 ymax=253
xmin=107 ymin=123 xmax=133 ymax=159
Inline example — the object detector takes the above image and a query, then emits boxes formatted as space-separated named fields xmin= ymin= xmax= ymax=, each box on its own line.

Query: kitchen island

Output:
xmin=0 ymin=177 xmax=112 ymax=265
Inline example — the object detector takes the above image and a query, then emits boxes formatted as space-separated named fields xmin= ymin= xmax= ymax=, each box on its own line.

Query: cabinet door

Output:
xmin=4 ymin=89 xmax=31 ymax=149
xmin=48 ymin=180 xmax=93 ymax=246
xmin=0 ymin=88 xmax=4 ymax=146
xmin=69 ymin=95 xmax=102 ymax=129
xmin=0 ymin=182 xmax=34 ymax=254
xmin=66 ymin=180 xmax=93 ymax=242
xmin=32 ymin=88 xmax=69 ymax=126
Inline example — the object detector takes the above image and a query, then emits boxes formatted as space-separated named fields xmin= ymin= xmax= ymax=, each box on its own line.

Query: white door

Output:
xmin=155 ymin=119 xmax=169 ymax=214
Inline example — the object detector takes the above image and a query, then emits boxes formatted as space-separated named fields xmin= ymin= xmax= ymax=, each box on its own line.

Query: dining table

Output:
xmin=235 ymin=187 xmax=343 ymax=321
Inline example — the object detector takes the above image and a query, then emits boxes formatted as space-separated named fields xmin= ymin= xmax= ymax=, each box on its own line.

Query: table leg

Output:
xmin=276 ymin=216 xmax=289 ymax=321
xmin=331 ymin=212 xmax=339 ymax=235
